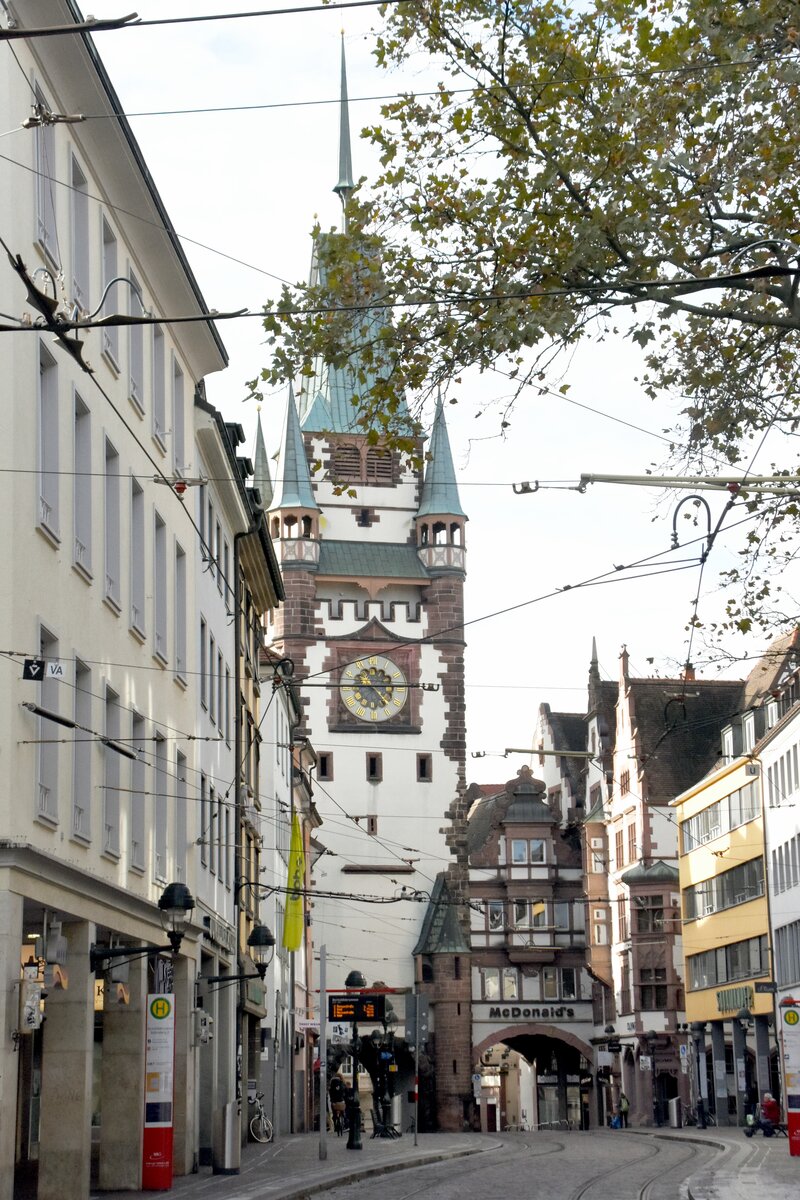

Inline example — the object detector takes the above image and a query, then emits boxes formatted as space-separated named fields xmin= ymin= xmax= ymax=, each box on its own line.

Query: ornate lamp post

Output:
xmin=345 ymin=970 xmax=367 ymax=1150
xmin=89 ymin=882 xmax=194 ymax=972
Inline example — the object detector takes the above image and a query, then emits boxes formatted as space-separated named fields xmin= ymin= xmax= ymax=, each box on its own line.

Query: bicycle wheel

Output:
xmin=250 ymin=1111 xmax=273 ymax=1143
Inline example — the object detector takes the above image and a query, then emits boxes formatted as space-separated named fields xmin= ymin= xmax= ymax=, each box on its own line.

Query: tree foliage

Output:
xmin=256 ymin=0 xmax=800 ymax=631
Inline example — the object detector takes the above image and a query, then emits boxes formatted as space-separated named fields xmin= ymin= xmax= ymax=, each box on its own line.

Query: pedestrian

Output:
xmin=329 ymin=1073 xmax=347 ymax=1135
xmin=746 ymin=1091 xmax=780 ymax=1137
xmin=619 ymin=1092 xmax=630 ymax=1128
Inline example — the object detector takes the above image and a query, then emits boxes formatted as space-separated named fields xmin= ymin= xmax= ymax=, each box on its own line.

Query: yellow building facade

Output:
xmin=673 ymin=758 xmax=775 ymax=1125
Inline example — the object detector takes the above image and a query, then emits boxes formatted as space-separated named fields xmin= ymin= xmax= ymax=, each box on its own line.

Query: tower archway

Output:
xmin=473 ymin=1024 xmax=595 ymax=1131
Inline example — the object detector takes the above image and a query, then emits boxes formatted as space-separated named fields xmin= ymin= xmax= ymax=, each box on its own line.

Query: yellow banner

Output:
xmin=282 ymin=813 xmax=305 ymax=953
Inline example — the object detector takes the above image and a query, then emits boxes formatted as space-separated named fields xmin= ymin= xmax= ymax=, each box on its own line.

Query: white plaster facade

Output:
xmin=0 ymin=6 xmax=232 ymax=1194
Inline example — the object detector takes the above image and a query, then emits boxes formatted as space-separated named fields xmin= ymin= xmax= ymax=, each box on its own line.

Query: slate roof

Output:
xmin=413 ymin=874 xmax=470 ymax=956
xmin=632 ymin=678 xmax=744 ymax=800
xmin=253 ymin=413 xmax=273 ymax=510
xmin=416 ymin=396 xmax=466 ymax=519
xmin=269 ymin=385 xmax=320 ymax=512
xmin=620 ymin=859 xmax=679 ymax=885
xmin=541 ymin=706 xmax=587 ymax=800
xmin=466 ymin=768 xmax=552 ymax=853
xmin=741 ymin=628 xmax=800 ymax=709
xmin=317 ymin=541 xmax=430 ymax=580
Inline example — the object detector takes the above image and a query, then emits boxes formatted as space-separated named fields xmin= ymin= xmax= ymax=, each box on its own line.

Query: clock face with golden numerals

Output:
xmin=339 ymin=655 xmax=409 ymax=723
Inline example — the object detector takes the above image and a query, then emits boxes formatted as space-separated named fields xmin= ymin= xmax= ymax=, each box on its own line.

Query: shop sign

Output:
xmin=475 ymin=1002 xmax=588 ymax=1022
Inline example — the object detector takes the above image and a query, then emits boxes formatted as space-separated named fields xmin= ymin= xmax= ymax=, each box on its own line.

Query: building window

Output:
xmin=104 ymin=438 xmax=120 ymax=608
xmin=175 ymin=752 xmax=187 ymax=882
xmin=154 ymin=733 xmax=167 ymax=881
xmin=73 ymin=660 xmax=92 ymax=841
xmin=130 ymin=713 xmax=146 ymax=870
xmin=620 ymin=769 xmax=630 ymax=795
xmin=200 ymin=618 xmax=207 ymax=708
xmin=35 ymin=86 xmax=57 ymax=261
xmin=206 ymin=496 xmax=214 ymax=576
xmin=561 ymin=967 xmax=577 ymax=1000
xmin=775 ymin=921 xmax=800 ymax=987
xmin=627 ymin=822 xmax=637 ymax=863
xmin=129 ymin=270 xmax=144 ymax=411
xmin=634 ymin=894 xmax=664 ymax=933
xmin=689 ymin=934 xmax=769 ymax=991
xmin=70 ymin=155 xmax=89 ymax=311
xmin=103 ymin=685 xmax=121 ymax=857
xmin=332 ymin=444 xmax=361 ymax=479
xmin=512 ymin=898 xmax=529 ymax=928
xmin=175 ymin=543 xmax=186 ymax=681
xmin=684 ymin=858 xmax=765 ymax=919
xmin=172 ymin=356 xmax=185 ymax=474
xmin=154 ymin=512 xmax=167 ymax=662
xmin=618 ymin=901 xmax=629 ymax=942
xmin=200 ymin=774 xmax=208 ymax=868
xmin=225 ymin=666 xmax=231 ymax=744
xmin=503 ymin=968 xmax=519 ymax=1000
xmin=208 ymin=634 xmax=216 ymax=724
xmin=481 ymin=967 xmax=500 ymax=999
xmin=38 ymin=346 xmax=59 ymax=539
xmin=152 ymin=325 xmax=166 ymax=448
xmin=217 ymin=650 xmax=224 ymax=731
xmin=365 ymin=447 xmax=393 ymax=483
xmin=216 ymin=789 xmax=224 ymax=880
xmin=366 ymin=752 xmax=383 ymax=782
xmin=208 ymin=785 xmax=217 ymax=874
xmin=224 ymin=539 xmax=231 ymax=612
xmin=542 ymin=966 xmax=558 ymax=1001
xmin=639 ymin=967 xmax=668 ymax=1010
xmin=318 ymin=752 xmax=333 ymax=781
xmin=130 ymin=478 xmax=145 ymax=635
xmin=681 ymin=781 xmax=759 ymax=849
xmin=615 ymin=828 xmax=625 ymax=869
xmin=487 ymin=900 xmax=504 ymax=931
xmin=554 ymin=901 xmax=570 ymax=930
xmin=215 ymin=520 xmax=222 ymax=593
xmin=36 ymin=628 xmax=59 ymax=824
xmin=101 ymin=219 xmax=119 ymax=365
xmin=511 ymin=838 xmax=546 ymax=865
xmin=73 ymin=392 xmax=91 ymax=574
xmin=417 ymin=753 xmax=432 ymax=782
xmin=531 ymin=899 xmax=548 ymax=927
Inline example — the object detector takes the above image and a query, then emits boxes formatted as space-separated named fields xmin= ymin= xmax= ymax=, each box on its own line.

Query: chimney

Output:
xmin=683 ymin=663 xmax=696 ymax=682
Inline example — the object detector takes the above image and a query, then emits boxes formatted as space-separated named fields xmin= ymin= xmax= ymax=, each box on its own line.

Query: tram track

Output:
xmin=377 ymin=1136 xmax=567 ymax=1200
xmin=569 ymin=1138 xmax=702 ymax=1200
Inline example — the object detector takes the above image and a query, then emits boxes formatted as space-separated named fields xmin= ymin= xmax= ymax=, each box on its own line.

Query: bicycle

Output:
xmin=332 ymin=1105 xmax=346 ymax=1137
xmin=249 ymin=1092 xmax=274 ymax=1143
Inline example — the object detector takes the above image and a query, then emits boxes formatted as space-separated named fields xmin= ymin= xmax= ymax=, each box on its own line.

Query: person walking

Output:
xmin=329 ymin=1073 xmax=347 ymax=1136
xmin=619 ymin=1093 xmax=630 ymax=1128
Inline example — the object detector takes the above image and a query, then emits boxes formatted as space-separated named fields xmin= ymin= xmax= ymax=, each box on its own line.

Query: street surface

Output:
xmin=316 ymin=1133 xmax=716 ymax=1200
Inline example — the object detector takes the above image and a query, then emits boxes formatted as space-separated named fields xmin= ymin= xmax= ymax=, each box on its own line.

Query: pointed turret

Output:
xmin=267 ymin=385 xmax=320 ymax=570
xmin=588 ymin=636 xmax=602 ymax=714
xmin=333 ymin=35 xmax=355 ymax=225
xmin=253 ymin=409 xmax=273 ymax=510
xmin=416 ymin=396 xmax=466 ymax=576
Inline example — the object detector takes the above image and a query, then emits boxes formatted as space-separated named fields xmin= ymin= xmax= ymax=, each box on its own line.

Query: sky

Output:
xmin=78 ymin=1 xmax=789 ymax=785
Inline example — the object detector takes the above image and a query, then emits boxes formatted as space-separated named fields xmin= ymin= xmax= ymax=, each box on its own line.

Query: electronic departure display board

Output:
xmin=328 ymin=994 xmax=386 ymax=1022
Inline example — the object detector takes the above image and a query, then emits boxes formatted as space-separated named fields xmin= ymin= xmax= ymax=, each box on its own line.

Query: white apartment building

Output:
xmin=0 ymin=5 xmax=235 ymax=1196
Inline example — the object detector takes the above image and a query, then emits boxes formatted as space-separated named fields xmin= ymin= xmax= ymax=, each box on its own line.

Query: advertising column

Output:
xmin=142 ymin=994 xmax=176 ymax=1188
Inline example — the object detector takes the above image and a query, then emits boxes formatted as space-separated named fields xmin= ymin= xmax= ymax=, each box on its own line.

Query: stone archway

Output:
xmin=473 ymin=1024 xmax=596 ymax=1130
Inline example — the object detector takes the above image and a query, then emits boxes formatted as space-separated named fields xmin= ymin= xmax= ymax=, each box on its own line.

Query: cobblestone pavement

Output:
xmin=91 ymin=1126 xmax=800 ymax=1200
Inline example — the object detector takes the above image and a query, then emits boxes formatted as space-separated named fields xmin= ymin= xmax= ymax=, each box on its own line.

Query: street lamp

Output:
xmin=345 ymin=969 xmax=367 ymax=1151
xmin=200 ymin=924 xmax=277 ymax=988
xmin=90 ymin=882 xmax=194 ymax=973
xmin=690 ymin=1022 xmax=707 ymax=1129
xmin=370 ymin=1002 xmax=398 ymax=1137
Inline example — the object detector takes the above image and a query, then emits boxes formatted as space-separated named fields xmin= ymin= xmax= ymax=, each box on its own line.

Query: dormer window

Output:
xmin=511 ymin=838 xmax=545 ymax=864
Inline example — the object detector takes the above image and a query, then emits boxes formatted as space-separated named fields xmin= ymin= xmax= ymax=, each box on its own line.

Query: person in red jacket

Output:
xmin=746 ymin=1092 xmax=781 ymax=1136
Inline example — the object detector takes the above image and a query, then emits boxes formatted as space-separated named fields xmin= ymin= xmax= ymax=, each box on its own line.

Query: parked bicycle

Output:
xmin=249 ymin=1092 xmax=274 ymax=1143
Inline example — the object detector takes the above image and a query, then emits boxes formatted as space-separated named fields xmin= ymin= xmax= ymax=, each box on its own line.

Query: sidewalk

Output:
xmin=627 ymin=1124 xmax=800 ymax=1200
xmin=91 ymin=1132 xmax=500 ymax=1200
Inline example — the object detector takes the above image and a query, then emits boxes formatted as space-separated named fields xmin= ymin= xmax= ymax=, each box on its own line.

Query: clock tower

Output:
xmin=263 ymin=44 xmax=470 ymax=1128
